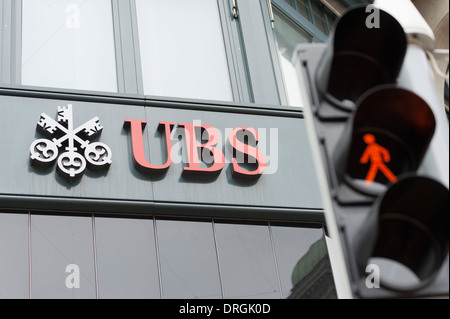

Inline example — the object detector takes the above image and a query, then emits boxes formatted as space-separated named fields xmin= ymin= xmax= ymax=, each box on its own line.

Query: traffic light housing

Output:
xmin=295 ymin=6 xmax=449 ymax=298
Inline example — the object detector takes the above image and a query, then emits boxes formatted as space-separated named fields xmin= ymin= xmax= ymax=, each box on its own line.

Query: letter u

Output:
xmin=124 ymin=119 xmax=175 ymax=174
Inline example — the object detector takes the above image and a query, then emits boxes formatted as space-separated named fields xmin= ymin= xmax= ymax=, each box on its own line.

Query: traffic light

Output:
xmin=295 ymin=5 xmax=449 ymax=298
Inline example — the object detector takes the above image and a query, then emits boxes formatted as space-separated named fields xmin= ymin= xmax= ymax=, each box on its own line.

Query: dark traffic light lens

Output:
xmin=357 ymin=175 xmax=449 ymax=292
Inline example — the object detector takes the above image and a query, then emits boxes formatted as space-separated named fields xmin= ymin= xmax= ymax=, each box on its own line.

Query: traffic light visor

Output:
xmin=316 ymin=7 xmax=407 ymax=110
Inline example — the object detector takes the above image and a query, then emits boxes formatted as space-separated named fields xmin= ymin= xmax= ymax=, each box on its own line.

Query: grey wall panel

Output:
xmin=0 ymin=94 xmax=323 ymax=212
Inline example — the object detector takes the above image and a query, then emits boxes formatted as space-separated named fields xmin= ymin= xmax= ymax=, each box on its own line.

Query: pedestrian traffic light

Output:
xmin=295 ymin=5 xmax=449 ymax=298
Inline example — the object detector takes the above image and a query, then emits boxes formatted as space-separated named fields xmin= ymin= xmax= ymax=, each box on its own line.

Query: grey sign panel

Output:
xmin=0 ymin=95 xmax=151 ymax=201
xmin=143 ymin=106 xmax=322 ymax=209
xmin=0 ymin=95 xmax=323 ymax=214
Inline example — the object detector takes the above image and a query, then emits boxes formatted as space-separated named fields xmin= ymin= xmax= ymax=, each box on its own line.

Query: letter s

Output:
xmin=228 ymin=127 xmax=267 ymax=179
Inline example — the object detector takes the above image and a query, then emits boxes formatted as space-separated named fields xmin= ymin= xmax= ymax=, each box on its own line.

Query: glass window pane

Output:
xmin=215 ymin=222 xmax=280 ymax=299
xmin=0 ymin=212 xmax=29 ymax=299
xmin=325 ymin=9 xmax=337 ymax=32
xmin=21 ymin=0 xmax=117 ymax=92
xmin=296 ymin=0 xmax=312 ymax=21
xmin=136 ymin=0 xmax=233 ymax=102
xmin=30 ymin=214 xmax=96 ymax=299
xmin=310 ymin=1 xmax=329 ymax=34
xmin=271 ymin=225 xmax=337 ymax=299
xmin=273 ymin=7 xmax=313 ymax=106
xmin=156 ymin=219 xmax=221 ymax=299
xmin=95 ymin=217 xmax=160 ymax=299
xmin=285 ymin=0 xmax=296 ymax=9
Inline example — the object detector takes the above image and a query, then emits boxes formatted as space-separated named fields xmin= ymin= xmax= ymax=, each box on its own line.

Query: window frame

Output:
xmin=268 ymin=0 xmax=337 ymax=106
xmin=271 ymin=0 xmax=330 ymax=43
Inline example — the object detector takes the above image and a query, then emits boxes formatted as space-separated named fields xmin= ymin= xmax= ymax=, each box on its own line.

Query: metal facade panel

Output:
xmin=0 ymin=95 xmax=152 ymax=201
xmin=0 ymin=95 xmax=323 ymax=211
xmin=144 ymin=106 xmax=322 ymax=209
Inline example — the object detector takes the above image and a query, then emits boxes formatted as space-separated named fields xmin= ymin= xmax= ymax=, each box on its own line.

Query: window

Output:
xmin=156 ymin=219 xmax=222 ymax=299
xmin=279 ymin=0 xmax=337 ymax=36
xmin=30 ymin=214 xmax=96 ymax=299
xmin=271 ymin=0 xmax=337 ymax=106
xmin=271 ymin=225 xmax=335 ymax=298
xmin=21 ymin=0 xmax=117 ymax=92
xmin=0 ymin=210 xmax=337 ymax=299
xmin=0 ymin=212 xmax=29 ymax=299
xmin=295 ymin=0 xmax=313 ymax=21
xmin=215 ymin=222 xmax=280 ymax=298
xmin=273 ymin=7 xmax=313 ymax=106
xmin=95 ymin=217 xmax=160 ymax=299
xmin=310 ymin=0 xmax=329 ymax=34
xmin=3 ymin=0 xmax=336 ymax=105
xmin=135 ymin=0 xmax=233 ymax=102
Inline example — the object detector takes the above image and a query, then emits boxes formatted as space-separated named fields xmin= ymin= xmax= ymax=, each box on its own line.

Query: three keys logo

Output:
xmin=30 ymin=104 xmax=112 ymax=182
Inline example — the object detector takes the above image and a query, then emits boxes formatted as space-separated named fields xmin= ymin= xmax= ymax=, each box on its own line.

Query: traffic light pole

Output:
xmin=296 ymin=1 xmax=449 ymax=299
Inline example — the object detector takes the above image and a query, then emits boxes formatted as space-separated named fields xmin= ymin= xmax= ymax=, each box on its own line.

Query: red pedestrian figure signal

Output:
xmin=360 ymin=133 xmax=397 ymax=185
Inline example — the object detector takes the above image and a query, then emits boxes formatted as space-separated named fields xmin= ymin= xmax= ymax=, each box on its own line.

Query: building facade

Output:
xmin=0 ymin=0 xmax=447 ymax=299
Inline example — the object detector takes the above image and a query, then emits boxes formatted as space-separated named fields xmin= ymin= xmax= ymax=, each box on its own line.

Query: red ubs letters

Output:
xmin=124 ymin=119 xmax=267 ymax=179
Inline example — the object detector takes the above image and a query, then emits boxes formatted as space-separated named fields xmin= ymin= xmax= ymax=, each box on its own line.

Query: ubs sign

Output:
xmin=30 ymin=105 xmax=271 ymax=183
